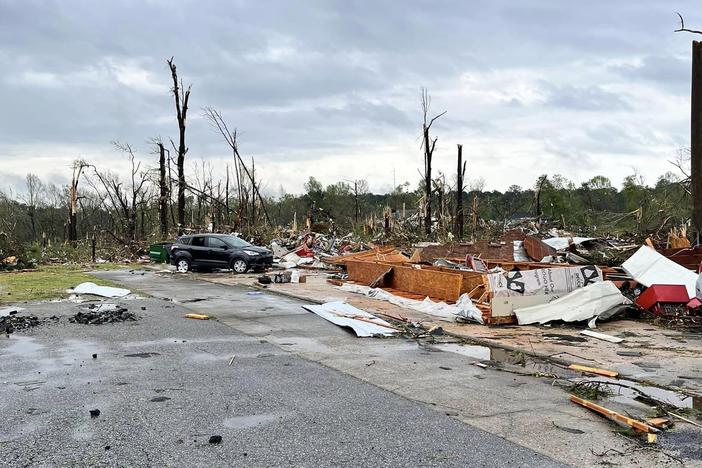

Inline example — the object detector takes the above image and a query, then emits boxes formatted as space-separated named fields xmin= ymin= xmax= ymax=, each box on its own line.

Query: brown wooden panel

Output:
xmin=346 ymin=260 xmax=464 ymax=302
xmin=523 ymin=235 xmax=558 ymax=261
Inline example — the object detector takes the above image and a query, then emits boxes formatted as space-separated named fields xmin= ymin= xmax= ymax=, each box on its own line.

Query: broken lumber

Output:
xmin=569 ymin=395 xmax=659 ymax=433
xmin=568 ymin=364 xmax=619 ymax=378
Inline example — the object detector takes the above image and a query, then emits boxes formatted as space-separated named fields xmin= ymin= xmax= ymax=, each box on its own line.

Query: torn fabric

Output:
xmin=513 ymin=281 xmax=631 ymax=325
xmin=339 ymin=283 xmax=484 ymax=324
xmin=302 ymin=301 xmax=398 ymax=337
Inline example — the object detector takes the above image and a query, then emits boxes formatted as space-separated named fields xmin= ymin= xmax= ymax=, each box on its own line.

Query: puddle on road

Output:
xmin=577 ymin=376 xmax=702 ymax=411
xmin=3 ymin=336 xmax=43 ymax=356
xmin=223 ymin=413 xmax=283 ymax=430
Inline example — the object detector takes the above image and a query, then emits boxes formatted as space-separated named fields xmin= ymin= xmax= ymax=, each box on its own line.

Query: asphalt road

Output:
xmin=0 ymin=271 xmax=564 ymax=468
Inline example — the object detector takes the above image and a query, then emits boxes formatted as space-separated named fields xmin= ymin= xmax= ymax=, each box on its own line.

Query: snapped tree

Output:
xmin=167 ymin=57 xmax=191 ymax=236
xmin=420 ymin=88 xmax=446 ymax=237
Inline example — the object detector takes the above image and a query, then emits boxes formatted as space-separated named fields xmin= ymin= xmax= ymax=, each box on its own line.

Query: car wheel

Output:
xmin=231 ymin=258 xmax=248 ymax=274
xmin=176 ymin=258 xmax=191 ymax=273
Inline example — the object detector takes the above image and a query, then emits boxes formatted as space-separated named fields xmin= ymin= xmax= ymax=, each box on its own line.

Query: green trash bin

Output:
xmin=149 ymin=242 xmax=172 ymax=263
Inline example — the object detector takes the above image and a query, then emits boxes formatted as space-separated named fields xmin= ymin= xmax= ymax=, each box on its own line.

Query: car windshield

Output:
xmin=222 ymin=236 xmax=252 ymax=248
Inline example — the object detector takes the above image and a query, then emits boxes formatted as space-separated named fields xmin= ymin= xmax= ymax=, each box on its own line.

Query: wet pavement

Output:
xmin=3 ymin=268 xmax=700 ymax=467
xmin=1 ymin=292 xmax=562 ymax=467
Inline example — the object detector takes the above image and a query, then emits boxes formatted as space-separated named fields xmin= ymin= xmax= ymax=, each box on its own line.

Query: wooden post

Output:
xmin=692 ymin=41 xmax=702 ymax=243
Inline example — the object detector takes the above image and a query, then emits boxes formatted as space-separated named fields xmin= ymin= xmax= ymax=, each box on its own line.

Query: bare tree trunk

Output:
xmin=420 ymin=88 xmax=445 ymax=238
xmin=692 ymin=41 xmax=702 ymax=242
xmin=158 ymin=142 xmax=169 ymax=239
xmin=167 ymin=58 xmax=191 ymax=236
xmin=67 ymin=161 xmax=87 ymax=243
xmin=454 ymin=144 xmax=466 ymax=239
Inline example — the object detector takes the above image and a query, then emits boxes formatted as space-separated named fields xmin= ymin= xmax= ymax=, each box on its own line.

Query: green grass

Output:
xmin=0 ymin=264 xmax=126 ymax=303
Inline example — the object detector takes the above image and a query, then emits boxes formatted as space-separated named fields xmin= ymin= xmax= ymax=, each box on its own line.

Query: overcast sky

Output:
xmin=0 ymin=0 xmax=700 ymax=196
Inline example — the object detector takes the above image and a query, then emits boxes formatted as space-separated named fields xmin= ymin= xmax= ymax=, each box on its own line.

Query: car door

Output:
xmin=205 ymin=237 xmax=230 ymax=267
xmin=189 ymin=236 xmax=210 ymax=265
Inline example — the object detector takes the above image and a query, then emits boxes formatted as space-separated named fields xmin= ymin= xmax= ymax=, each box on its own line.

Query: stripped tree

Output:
xmin=203 ymin=107 xmax=271 ymax=230
xmin=420 ymin=88 xmax=446 ymax=237
xmin=67 ymin=160 xmax=88 ymax=243
xmin=454 ymin=144 xmax=466 ymax=239
xmin=167 ymin=57 xmax=191 ymax=235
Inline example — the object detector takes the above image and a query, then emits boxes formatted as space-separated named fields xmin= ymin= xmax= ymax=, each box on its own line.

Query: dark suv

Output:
xmin=170 ymin=234 xmax=273 ymax=273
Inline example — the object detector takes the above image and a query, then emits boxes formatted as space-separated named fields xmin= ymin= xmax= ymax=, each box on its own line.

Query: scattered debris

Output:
xmin=228 ymin=355 xmax=235 ymax=366
xmin=568 ymin=364 xmax=619 ymax=378
xmin=72 ymin=282 xmax=131 ymax=298
xmin=208 ymin=435 xmax=222 ymax=444
xmin=185 ymin=313 xmax=210 ymax=320
xmin=302 ymin=301 xmax=399 ymax=337
xmin=513 ymin=281 xmax=630 ymax=326
xmin=580 ymin=330 xmax=624 ymax=343
xmin=70 ymin=306 xmax=138 ymax=325
xmin=89 ymin=409 xmax=101 ymax=418
xmin=570 ymin=395 xmax=659 ymax=435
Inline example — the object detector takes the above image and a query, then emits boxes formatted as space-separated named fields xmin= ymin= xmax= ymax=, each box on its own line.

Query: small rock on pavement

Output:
xmin=89 ymin=409 xmax=101 ymax=418
xmin=208 ymin=435 xmax=223 ymax=444
xmin=92 ymin=353 xmax=97 ymax=359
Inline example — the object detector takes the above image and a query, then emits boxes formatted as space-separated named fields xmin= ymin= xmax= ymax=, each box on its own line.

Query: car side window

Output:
xmin=191 ymin=237 xmax=206 ymax=247
xmin=206 ymin=237 xmax=227 ymax=248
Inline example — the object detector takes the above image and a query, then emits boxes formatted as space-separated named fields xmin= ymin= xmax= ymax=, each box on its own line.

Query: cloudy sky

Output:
xmin=0 ymin=0 xmax=699 ymax=196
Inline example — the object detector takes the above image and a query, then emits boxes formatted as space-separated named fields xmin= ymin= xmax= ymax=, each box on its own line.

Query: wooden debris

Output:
xmin=369 ymin=268 xmax=393 ymax=289
xmin=568 ymin=364 xmax=619 ymax=378
xmin=646 ymin=417 xmax=673 ymax=429
xmin=185 ymin=313 xmax=210 ymax=320
xmin=569 ymin=395 xmax=659 ymax=434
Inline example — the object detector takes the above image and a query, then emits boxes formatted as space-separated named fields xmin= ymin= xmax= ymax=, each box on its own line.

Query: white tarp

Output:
xmin=542 ymin=237 xmax=595 ymax=251
xmin=486 ymin=266 xmax=602 ymax=298
xmin=339 ymin=283 xmax=484 ymax=324
xmin=302 ymin=301 xmax=398 ymax=337
xmin=72 ymin=282 xmax=131 ymax=298
xmin=513 ymin=281 xmax=631 ymax=325
xmin=622 ymin=246 xmax=697 ymax=298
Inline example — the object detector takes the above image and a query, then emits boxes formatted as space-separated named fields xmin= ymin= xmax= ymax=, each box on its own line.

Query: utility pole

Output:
xmin=692 ymin=40 xmax=702 ymax=242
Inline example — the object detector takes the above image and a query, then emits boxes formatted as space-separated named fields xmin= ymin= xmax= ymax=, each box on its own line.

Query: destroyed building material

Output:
xmin=568 ymin=364 xmax=619 ymax=378
xmin=512 ymin=281 xmax=630 ymax=326
xmin=523 ymin=235 xmax=557 ymax=262
xmin=569 ymin=395 xmax=659 ymax=434
xmin=302 ymin=301 xmax=399 ymax=337
xmin=622 ymin=246 xmax=698 ymax=298
xmin=339 ymin=283 xmax=484 ymax=323
xmin=346 ymin=260 xmax=465 ymax=302
xmin=72 ymin=282 xmax=131 ymax=298
xmin=580 ymin=329 xmax=624 ymax=343
xmin=541 ymin=236 xmax=597 ymax=251
xmin=635 ymin=284 xmax=690 ymax=314
xmin=659 ymin=245 xmax=702 ymax=270
xmin=325 ymin=247 xmax=409 ymax=266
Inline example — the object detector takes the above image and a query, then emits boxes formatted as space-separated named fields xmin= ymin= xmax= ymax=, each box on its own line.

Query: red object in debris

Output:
xmin=687 ymin=297 xmax=702 ymax=310
xmin=635 ymin=284 xmax=689 ymax=315
xmin=293 ymin=244 xmax=315 ymax=258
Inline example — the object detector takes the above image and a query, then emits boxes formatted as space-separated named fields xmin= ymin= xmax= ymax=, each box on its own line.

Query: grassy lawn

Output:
xmin=0 ymin=264 xmax=128 ymax=303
